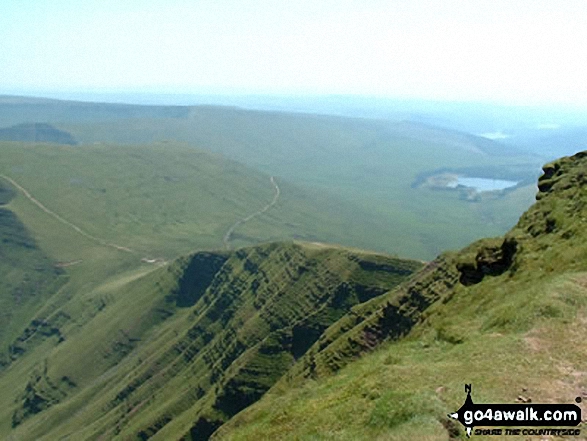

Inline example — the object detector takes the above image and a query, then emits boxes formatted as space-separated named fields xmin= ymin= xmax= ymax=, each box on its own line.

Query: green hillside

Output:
xmin=0 ymin=138 xmax=431 ymax=440
xmin=0 ymin=180 xmax=67 ymax=363
xmin=0 ymin=96 xmax=542 ymax=259
xmin=214 ymin=152 xmax=587 ymax=441
xmin=0 ymin=105 xmax=584 ymax=441
xmin=60 ymin=106 xmax=542 ymax=259
xmin=0 ymin=141 xmax=401 ymax=259
xmin=0 ymin=241 xmax=421 ymax=440
xmin=0 ymin=134 xmax=426 ymax=435
xmin=0 ymin=95 xmax=188 ymax=127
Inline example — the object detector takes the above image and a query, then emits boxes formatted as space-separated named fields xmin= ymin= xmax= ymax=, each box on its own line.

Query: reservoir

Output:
xmin=447 ymin=177 xmax=518 ymax=192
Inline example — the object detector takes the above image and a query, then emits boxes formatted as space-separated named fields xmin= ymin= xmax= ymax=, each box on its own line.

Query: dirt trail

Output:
xmin=0 ymin=174 xmax=136 ymax=254
xmin=1 ymin=172 xmax=280 ymax=258
xmin=223 ymin=176 xmax=280 ymax=250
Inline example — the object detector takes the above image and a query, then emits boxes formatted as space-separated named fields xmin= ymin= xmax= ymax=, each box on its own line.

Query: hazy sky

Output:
xmin=2 ymin=0 xmax=587 ymax=105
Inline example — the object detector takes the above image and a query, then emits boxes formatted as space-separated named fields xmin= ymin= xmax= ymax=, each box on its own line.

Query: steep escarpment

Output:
xmin=284 ymin=253 xmax=460 ymax=379
xmin=215 ymin=151 xmax=587 ymax=441
xmin=280 ymin=151 xmax=587 ymax=382
xmin=127 ymin=244 xmax=421 ymax=441
xmin=5 ymin=242 xmax=421 ymax=441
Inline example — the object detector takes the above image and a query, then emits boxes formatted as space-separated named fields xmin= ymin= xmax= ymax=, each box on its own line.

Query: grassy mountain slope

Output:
xmin=1 ymin=242 xmax=422 ymax=441
xmin=60 ymin=106 xmax=541 ymax=259
xmin=0 ymin=180 xmax=67 ymax=365
xmin=214 ymin=152 xmax=587 ymax=441
xmin=0 ymin=96 xmax=541 ymax=259
xmin=0 ymin=138 xmax=428 ymax=439
xmin=0 ymin=141 xmax=399 ymax=259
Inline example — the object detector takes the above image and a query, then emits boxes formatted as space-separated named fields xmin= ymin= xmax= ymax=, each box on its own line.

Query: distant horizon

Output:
xmin=3 ymin=1 xmax=587 ymax=107
xmin=4 ymin=88 xmax=587 ymax=113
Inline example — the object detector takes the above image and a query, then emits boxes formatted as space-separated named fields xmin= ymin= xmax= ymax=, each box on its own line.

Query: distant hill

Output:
xmin=504 ymin=125 xmax=587 ymax=160
xmin=0 ymin=123 xmax=77 ymax=145
xmin=0 ymin=95 xmax=543 ymax=259
xmin=0 ymin=95 xmax=188 ymax=127
xmin=0 ymin=141 xmax=408 ymax=258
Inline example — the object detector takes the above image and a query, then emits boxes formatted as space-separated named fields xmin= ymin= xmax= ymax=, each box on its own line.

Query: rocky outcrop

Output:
xmin=457 ymin=238 xmax=517 ymax=286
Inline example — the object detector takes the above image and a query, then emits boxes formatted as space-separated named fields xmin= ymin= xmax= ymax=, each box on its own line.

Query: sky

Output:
xmin=2 ymin=0 xmax=587 ymax=106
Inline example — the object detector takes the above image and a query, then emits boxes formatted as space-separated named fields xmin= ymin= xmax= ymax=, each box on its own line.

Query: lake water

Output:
xmin=447 ymin=177 xmax=518 ymax=192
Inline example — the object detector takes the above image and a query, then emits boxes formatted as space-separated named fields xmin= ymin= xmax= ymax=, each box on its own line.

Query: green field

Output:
xmin=60 ymin=107 xmax=542 ymax=259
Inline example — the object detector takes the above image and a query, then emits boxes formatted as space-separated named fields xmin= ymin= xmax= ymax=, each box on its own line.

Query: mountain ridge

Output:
xmin=1 ymin=241 xmax=422 ymax=440
xmin=214 ymin=150 xmax=587 ymax=440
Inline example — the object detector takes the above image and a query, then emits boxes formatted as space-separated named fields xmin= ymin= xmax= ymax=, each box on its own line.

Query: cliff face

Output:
xmin=509 ymin=151 xmax=587 ymax=268
xmin=214 ymin=151 xmax=587 ymax=441
xmin=4 ymin=241 xmax=421 ymax=441
xmin=124 ymin=244 xmax=421 ymax=440
xmin=282 ymin=151 xmax=587 ymax=381
xmin=283 ymin=254 xmax=460 ymax=380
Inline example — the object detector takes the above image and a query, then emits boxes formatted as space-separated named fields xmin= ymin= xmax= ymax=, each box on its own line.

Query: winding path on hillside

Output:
xmin=1 ymin=173 xmax=281 ymax=257
xmin=223 ymin=176 xmax=281 ymax=250
xmin=0 ymin=173 xmax=136 ymax=254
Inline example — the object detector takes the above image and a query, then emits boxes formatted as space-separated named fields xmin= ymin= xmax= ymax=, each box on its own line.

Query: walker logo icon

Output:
xmin=448 ymin=384 xmax=582 ymax=438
